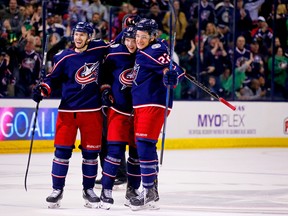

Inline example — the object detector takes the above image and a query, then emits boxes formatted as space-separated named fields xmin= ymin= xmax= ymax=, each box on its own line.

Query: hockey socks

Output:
xmin=102 ymin=144 xmax=126 ymax=189
xmin=126 ymin=146 xmax=141 ymax=187
xmin=136 ymin=140 xmax=158 ymax=188
xmin=51 ymin=148 xmax=72 ymax=190
xmin=82 ymin=158 xmax=98 ymax=189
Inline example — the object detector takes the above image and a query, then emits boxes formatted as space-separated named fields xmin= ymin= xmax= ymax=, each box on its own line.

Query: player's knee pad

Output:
xmin=107 ymin=144 xmax=126 ymax=159
xmin=81 ymin=150 xmax=98 ymax=160
xmin=136 ymin=140 xmax=157 ymax=161
xmin=54 ymin=148 xmax=72 ymax=160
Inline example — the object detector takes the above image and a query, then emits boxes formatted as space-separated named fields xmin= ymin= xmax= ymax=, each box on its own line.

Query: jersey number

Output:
xmin=158 ymin=53 xmax=170 ymax=64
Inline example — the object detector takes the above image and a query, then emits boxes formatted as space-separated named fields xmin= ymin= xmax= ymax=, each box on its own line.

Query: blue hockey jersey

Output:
xmin=102 ymin=43 xmax=135 ymax=114
xmin=44 ymin=39 xmax=108 ymax=111
xmin=132 ymin=40 xmax=185 ymax=109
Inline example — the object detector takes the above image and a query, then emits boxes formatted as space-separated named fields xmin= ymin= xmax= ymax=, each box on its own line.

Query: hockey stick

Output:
xmin=160 ymin=0 xmax=177 ymax=165
xmin=185 ymin=73 xmax=236 ymax=111
xmin=24 ymin=0 xmax=48 ymax=191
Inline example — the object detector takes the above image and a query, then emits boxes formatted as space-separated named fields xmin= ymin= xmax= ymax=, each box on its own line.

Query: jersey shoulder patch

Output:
xmin=55 ymin=50 xmax=64 ymax=56
xmin=151 ymin=43 xmax=161 ymax=49
xmin=110 ymin=43 xmax=120 ymax=48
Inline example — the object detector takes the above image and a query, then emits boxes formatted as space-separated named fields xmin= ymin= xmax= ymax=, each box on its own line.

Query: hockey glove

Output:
xmin=32 ymin=83 xmax=50 ymax=103
xmin=163 ymin=70 xmax=179 ymax=88
xmin=32 ymin=84 xmax=43 ymax=103
xmin=101 ymin=88 xmax=114 ymax=107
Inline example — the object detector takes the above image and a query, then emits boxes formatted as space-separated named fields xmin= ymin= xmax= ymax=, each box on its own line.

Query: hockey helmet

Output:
xmin=72 ymin=22 xmax=94 ymax=42
xmin=135 ymin=18 xmax=158 ymax=36
xmin=121 ymin=26 xmax=136 ymax=44
xmin=122 ymin=14 xmax=142 ymax=28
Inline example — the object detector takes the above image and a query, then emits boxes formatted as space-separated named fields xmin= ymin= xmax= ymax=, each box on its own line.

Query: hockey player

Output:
xmin=113 ymin=14 xmax=142 ymax=44
xmin=95 ymin=14 xmax=142 ymax=188
xmin=129 ymin=18 xmax=185 ymax=211
xmin=32 ymin=22 xmax=108 ymax=209
xmin=99 ymin=26 xmax=141 ymax=210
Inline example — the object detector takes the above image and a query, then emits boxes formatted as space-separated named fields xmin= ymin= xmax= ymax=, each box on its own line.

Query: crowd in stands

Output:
xmin=0 ymin=0 xmax=287 ymax=101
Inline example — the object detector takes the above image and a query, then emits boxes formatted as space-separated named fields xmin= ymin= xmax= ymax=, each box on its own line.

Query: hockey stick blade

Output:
xmin=219 ymin=97 xmax=236 ymax=111
xmin=184 ymin=73 xmax=236 ymax=111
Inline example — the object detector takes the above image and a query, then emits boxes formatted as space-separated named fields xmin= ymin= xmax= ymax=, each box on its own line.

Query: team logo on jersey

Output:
xmin=119 ymin=68 xmax=134 ymax=89
xmin=151 ymin=43 xmax=161 ymax=49
xmin=75 ymin=62 xmax=99 ymax=87
xmin=236 ymin=56 xmax=248 ymax=67
xmin=22 ymin=58 xmax=36 ymax=71
xmin=132 ymin=63 xmax=140 ymax=86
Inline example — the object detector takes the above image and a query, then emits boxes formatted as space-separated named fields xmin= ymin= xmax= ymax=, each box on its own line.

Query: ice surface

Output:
xmin=1 ymin=148 xmax=288 ymax=216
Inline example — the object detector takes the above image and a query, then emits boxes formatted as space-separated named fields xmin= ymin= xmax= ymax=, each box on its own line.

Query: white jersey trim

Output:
xmin=111 ymin=107 xmax=134 ymax=116
xmin=58 ymin=107 xmax=102 ymax=112
xmin=133 ymin=104 xmax=172 ymax=110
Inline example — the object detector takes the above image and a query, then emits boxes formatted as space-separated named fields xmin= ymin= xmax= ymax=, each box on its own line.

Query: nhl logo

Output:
xmin=284 ymin=118 xmax=288 ymax=134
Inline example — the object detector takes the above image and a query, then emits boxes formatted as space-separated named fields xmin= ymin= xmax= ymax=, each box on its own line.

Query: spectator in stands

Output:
xmin=233 ymin=35 xmax=251 ymax=67
xmin=204 ymin=75 xmax=223 ymax=100
xmin=265 ymin=0 xmax=287 ymax=52
xmin=189 ymin=0 xmax=215 ymax=31
xmin=267 ymin=46 xmax=288 ymax=100
xmin=112 ymin=2 xmax=136 ymax=39
xmin=0 ymin=48 xmax=15 ymax=97
xmin=30 ymin=3 xmax=42 ymax=36
xmin=162 ymin=0 xmax=187 ymax=53
xmin=235 ymin=0 xmax=253 ymax=41
xmin=68 ymin=4 xmax=82 ymax=29
xmin=90 ymin=12 xmax=108 ymax=40
xmin=47 ymin=13 xmax=67 ymax=38
xmin=216 ymin=23 xmax=230 ymax=48
xmin=145 ymin=2 xmax=164 ymax=32
xmin=69 ymin=0 xmax=90 ymax=22
xmin=243 ymin=0 xmax=265 ymax=23
xmin=248 ymin=40 xmax=266 ymax=83
xmin=87 ymin=0 xmax=108 ymax=22
xmin=202 ymin=22 xmax=217 ymax=47
xmin=220 ymin=56 xmax=253 ymax=98
xmin=178 ymin=39 xmax=198 ymax=99
xmin=215 ymin=0 xmax=234 ymax=31
xmin=15 ymin=35 xmax=41 ymax=97
xmin=21 ymin=3 xmax=34 ymax=27
xmin=251 ymin=16 xmax=273 ymax=56
xmin=0 ymin=0 xmax=24 ymax=40
xmin=268 ymin=36 xmax=283 ymax=57
xmin=238 ymin=78 xmax=266 ymax=100
xmin=203 ymin=35 xmax=230 ymax=84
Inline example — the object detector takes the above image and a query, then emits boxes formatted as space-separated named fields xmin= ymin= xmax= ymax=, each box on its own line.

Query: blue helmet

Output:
xmin=121 ymin=26 xmax=136 ymax=44
xmin=72 ymin=22 xmax=94 ymax=42
xmin=136 ymin=18 xmax=158 ymax=36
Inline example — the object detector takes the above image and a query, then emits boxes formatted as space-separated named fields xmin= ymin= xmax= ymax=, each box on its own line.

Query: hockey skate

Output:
xmin=129 ymin=185 xmax=159 ymax=211
xmin=46 ymin=189 xmax=63 ymax=209
xmin=100 ymin=189 xmax=114 ymax=210
xmin=83 ymin=188 xmax=100 ymax=208
xmin=124 ymin=185 xmax=139 ymax=207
